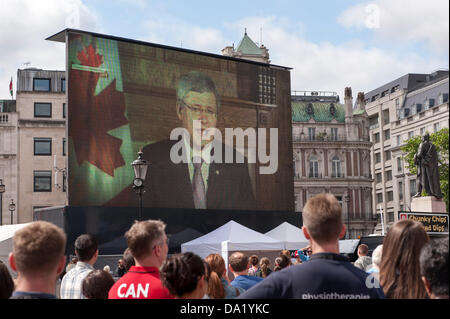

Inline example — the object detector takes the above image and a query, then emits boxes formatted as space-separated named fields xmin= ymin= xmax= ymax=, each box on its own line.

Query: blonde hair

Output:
xmin=302 ymin=193 xmax=342 ymax=244
xmin=13 ymin=221 xmax=66 ymax=275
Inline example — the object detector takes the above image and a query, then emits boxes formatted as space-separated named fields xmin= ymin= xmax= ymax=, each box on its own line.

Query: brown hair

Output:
xmin=0 ymin=261 xmax=14 ymax=299
xmin=229 ymin=252 xmax=248 ymax=272
xmin=380 ymin=220 xmax=429 ymax=299
xmin=358 ymin=244 xmax=369 ymax=255
xmin=302 ymin=193 xmax=342 ymax=244
xmin=249 ymin=255 xmax=259 ymax=266
xmin=125 ymin=220 xmax=166 ymax=259
xmin=259 ymin=257 xmax=271 ymax=278
xmin=12 ymin=221 xmax=66 ymax=275
xmin=205 ymin=253 xmax=225 ymax=299
xmin=82 ymin=270 xmax=115 ymax=299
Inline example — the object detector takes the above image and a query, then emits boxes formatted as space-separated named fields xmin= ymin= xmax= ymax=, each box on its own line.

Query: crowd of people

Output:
xmin=0 ymin=193 xmax=448 ymax=299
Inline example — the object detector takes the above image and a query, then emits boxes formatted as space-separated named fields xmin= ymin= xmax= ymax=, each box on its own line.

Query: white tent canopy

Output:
xmin=339 ymin=239 xmax=360 ymax=254
xmin=264 ymin=222 xmax=309 ymax=250
xmin=181 ymin=220 xmax=285 ymax=259
xmin=0 ymin=223 xmax=30 ymax=260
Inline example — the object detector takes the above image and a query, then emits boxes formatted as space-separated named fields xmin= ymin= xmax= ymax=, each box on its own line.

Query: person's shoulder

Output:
xmin=142 ymin=140 xmax=177 ymax=162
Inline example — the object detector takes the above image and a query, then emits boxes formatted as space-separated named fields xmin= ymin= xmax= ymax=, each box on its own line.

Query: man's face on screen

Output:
xmin=177 ymin=90 xmax=218 ymax=148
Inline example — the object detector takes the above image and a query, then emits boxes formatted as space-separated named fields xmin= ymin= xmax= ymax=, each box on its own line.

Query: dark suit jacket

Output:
xmin=107 ymin=139 xmax=257 ymax=210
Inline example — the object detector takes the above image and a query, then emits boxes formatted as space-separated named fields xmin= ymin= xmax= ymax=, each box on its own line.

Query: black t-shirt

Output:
xmin=239 ymin=252 xmax=385 ymax=299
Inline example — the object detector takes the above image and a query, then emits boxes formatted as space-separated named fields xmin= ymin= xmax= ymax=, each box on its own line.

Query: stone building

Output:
xmin=222 ymin=29 xmax=270 ymax=64
xmin=292 ymin=89 xmax=376 ymax=238
xmin=14 ymin=68 xmax=67 ymax=223
xmin=365 ymin=70 xmax=449 ymax=231
xmin=0 ymin=100 xmax=18 ymax=225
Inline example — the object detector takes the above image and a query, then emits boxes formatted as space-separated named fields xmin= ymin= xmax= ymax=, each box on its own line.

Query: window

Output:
xmin=309 ymin=156 xmax=319 ymax=178
xmin=410 ymin=180 xmax=417 ymax=197
xmin=34 ymin=171 xmax=52 ymax=192
xmin=385 ymin=150 xmax=391 ymax=161
xmin=33 ymin=78 xmax=51 ymax=92
xmin=61 ymin=79 xmax=66 ymax=93
xmin=397 ymin=157 xmax=403 ymax=172
xmin=34 ymin=102 xmax=52 ymax=117
xmin=387 ymin=191 xmax=393 ymax=202
xmin=388 ymin=212 xmax=394 ymax=223
xmin=383 ymin=110 xmax=390 ymax=124
xmin=434 ymin=122 xmax=440 ymax=132
xmin=384 ymin=129 xmax=390 ymax=140
xmin=395 ymin=98 xmax=399 ymax=108
xmin=375 ymin=153 xmax=381 ymax=163
xmin=308 ymin=127 xmax=315 ymax=140
xmin=439 ymin=93 xmax=449 ymax=104
xmin=376 ymin=193 xmax=383 ymax=204
xmin=376 ymin=172 xmax=382 ymax=183
xmin=420 ymin=127 xmax=425 ymax=136
xmin=369 ymin=116 xmax=379 ymax=129
xmin=62 ymin=138 xmax=66 ymax=156
xmin=63 ymin=103 xmax=66 ymax=119
xmin=399 ymin=181 xmax=403 ymax=200
xmin=397 ymin=135 xmax=402 ymax=146
xmin=385 ymin=170 xmax=392 ymax=181
xmin=331 ymin=156 xmax=341 ymax=178
xmin=408 ymin=131 xmax=414 ymax=139
xmin=331 ymin=128 xmax=338 ymax=141
xmin=374 ymin=133 xmax=380 ymax=143
xmin=34 ymin=138 xmax=52 ymax=156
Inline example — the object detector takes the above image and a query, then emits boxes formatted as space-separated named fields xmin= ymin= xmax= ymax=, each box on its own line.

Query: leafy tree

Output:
xmin=401 ymin=128 xmax=449 ymax=212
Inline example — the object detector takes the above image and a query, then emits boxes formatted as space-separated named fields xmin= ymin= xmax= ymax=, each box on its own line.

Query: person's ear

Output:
xmin=8 ymin=252 xmax=17 ymax=272
xmin=339 ymin=224 xmax=346 ymax=239
xmin=176 ymin=102 xmax=183 ymax=120
xmin=302 ymin=226 xmax=311 ymax=240
xmin=56 ymin=256 xmax=67 ymax=276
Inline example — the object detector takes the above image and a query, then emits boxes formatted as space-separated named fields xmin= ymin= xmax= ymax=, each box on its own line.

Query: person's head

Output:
xmin=176 ymin=71 xmax=220 ymax=147
xmin=229 ymin=252 xmax=249 ymax=274
xmin=82 ymin=269 xmax=115 ymax=299
xmin=420 ymin=237 xmax=449 ymax=299
xmin=259 ymin=257 xmax=271 ymax=278
xmin=302 ymin=193 xmax=345 ymax=245
xmin=122 ymin=247 xmax=135 ymax=271
xmin=117 ymin=259 xmax=125 ymax=269
xmin=70 ymin=257 xmax=78 ymax=264
xmin=423 ymin=133 xmax=430 ymax=142
xmin=9 ymin=221 xmax=66 ymax=280
xmin=274 ymin=254 xmax=290 ymax=271
xmin=74 ymin=234 xmax=98 ymax=263
xmin=371 ymin=245 xmax=383 ymax=268
xmin=205 ymin=253 xmax=226 ymax=299
xmin=0 ymin=261 xmax=14 ymax=299
xmin=305 ymin=246 xmax=312 ymax=256
xmin=380 ymin=219 xmax=429 ymax=299
xmin=249 ymin=255 xmax=259 ymax=268
xmin=125 ymin=219 xmax=168 ymax=267
xmin=357 ymin=244 xmax=369 ymax=257
xmin=160 ymin=252 xmax=207 ymax=299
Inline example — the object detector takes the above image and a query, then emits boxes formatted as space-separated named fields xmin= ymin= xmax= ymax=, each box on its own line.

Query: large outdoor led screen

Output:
xmin=65 ymin=30 xmax=294 ymax=212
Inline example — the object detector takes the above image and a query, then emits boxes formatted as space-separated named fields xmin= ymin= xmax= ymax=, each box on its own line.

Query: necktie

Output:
xmin=192 ymin=157 xmax=207 ymax=209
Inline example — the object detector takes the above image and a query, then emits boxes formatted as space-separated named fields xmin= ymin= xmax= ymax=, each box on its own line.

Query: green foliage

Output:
xmin=401 ymin=128 xmax=449 ymax=212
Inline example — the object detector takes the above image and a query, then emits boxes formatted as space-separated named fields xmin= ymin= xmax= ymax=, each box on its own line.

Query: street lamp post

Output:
xmin=9 ymin=199 xmax=15 ymax=225
xmin=131 ymin=150 xmax=149 ymax=221
xmin=0 ymin=179 xmax=5 ymax=225
xmin=344 ymin=195 xmax=351 ymax=239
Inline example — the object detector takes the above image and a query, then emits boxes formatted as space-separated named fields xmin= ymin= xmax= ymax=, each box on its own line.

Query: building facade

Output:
xmin=15 ymin=68 xmax=67 ymax=223
xmin=0 ymin=100 xmax=18 ymax=225
xmin=292 ymin=89 xmax=376 ymax=238
xmin=222 ymin=30 xmax=270 ymax=64
xmin=364 ymin=70 xmax=449 ymax=232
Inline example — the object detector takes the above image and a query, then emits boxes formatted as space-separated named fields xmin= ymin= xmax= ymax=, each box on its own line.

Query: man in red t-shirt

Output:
xmin=109 ymin=220 xmax=173 ymax=299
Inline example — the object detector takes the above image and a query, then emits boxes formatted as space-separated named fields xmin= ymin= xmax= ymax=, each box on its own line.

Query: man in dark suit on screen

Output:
xmin=109 ymin=71 xmax=256 ymax=210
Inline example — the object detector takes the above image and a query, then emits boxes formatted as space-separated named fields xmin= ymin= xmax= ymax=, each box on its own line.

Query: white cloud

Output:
xmin=338 ymin=0 xmax=449 ymax=55
xmin=226 ymin=16 xmax=447 ymax=99
xmin=0 ymin=0 xmax=100 ymax=99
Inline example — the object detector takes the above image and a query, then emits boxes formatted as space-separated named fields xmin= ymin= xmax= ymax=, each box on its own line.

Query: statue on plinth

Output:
xmin=413 ymin=133 xmax=443 ymax=199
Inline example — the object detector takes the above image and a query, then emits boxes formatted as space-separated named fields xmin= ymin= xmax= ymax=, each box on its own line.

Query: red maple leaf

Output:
xmin=77 ymin=44 xmax=103 ymax=67
xmin=69 ymin=67 xmax=128 ymax=176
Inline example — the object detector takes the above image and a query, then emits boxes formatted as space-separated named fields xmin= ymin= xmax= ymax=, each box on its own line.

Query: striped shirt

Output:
xmin=60 ymin=261 xmax=94 ymax=299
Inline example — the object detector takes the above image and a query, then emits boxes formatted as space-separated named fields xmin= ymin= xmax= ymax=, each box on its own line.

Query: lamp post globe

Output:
xmin=131 ymin=150 xmax=148 ymax=221
xmin=9 ymin=199 xmax=15 ymax=225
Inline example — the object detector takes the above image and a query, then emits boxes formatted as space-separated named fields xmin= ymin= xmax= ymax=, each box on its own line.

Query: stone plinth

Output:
xmin=411 ymin=196 xmax=447 ymax=213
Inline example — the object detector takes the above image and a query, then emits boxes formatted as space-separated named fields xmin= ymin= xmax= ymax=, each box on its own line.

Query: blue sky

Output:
xmin=0 ymin=0 xmax=448 ymax=100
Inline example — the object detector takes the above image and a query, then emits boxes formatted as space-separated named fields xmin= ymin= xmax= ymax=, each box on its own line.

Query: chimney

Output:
xmin=344 ymin=87 xmax=353 ymax=118
xmin=356 ymin=92 xmax=365 ymax=111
